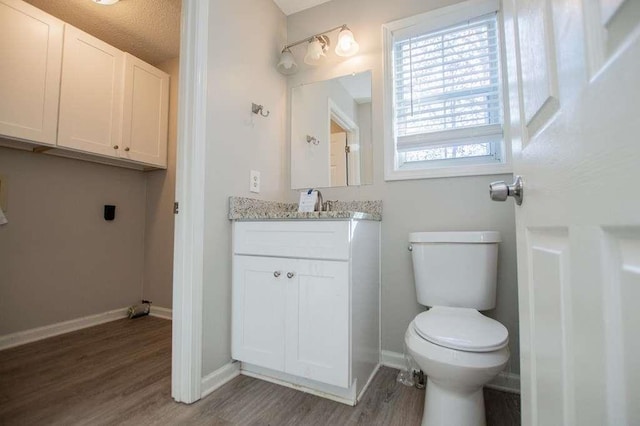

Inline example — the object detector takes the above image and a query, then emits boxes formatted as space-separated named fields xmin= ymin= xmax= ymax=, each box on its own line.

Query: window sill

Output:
xmin=384 ymin=162 xmax=513 ymax=181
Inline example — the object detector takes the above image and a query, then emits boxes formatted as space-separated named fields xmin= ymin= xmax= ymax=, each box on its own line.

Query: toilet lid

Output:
xmin=413 ymin=306 xmax=508 ymax=352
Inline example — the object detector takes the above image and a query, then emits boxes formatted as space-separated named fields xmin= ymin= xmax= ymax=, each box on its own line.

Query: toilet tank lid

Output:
xmin=409 ymin=231 xmax=501 ymax=243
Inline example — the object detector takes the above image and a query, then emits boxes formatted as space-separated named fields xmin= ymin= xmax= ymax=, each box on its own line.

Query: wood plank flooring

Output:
xmin=0 ymin=316 xmax=520 ymax=425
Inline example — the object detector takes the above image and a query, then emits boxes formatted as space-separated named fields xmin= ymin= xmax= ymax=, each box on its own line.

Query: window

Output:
xmin=383 ymin=0 xmax=511 ymax=180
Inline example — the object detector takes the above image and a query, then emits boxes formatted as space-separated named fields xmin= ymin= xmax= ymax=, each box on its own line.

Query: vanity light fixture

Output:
xmin=335 ymin=27 xmax=359 ymax=57
xmin=92 ymin=0 xmax=120 ymax=4
xmin=276 ymin=24 xmax=359 ymax=75
xmin=277 ymin=48 xmax=298 ymax=75
xmin=304 ymin=35 xmax=330 ymax=66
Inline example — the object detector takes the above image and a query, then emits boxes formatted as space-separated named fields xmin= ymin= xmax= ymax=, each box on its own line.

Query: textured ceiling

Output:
xmin=273 ymin=0 xmax=333 ymax=15
xmin=23 ymin=0 xmax=181 ymax=65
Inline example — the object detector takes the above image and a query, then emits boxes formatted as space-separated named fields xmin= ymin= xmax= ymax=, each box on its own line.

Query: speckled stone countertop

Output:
xmin=228 ymin=197 xmax=382 ymax=221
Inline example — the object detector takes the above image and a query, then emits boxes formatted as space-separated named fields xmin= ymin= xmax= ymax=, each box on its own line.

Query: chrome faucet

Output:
xmin=314 ymin=190 xmax=324 ymax=212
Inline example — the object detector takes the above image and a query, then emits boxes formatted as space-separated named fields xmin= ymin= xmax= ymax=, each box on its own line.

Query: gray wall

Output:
xmin=357 ymin=102 xmax=373 ymax=185
xmin=285 ymin=0 xmax=520 ymax=374
xmin=0 ymin=147 xmax=146 ymax=334
xmin=201 ymin=0 xmax=288 ymax=376
xmin=143 ymin=57 xmax=179 ymax=309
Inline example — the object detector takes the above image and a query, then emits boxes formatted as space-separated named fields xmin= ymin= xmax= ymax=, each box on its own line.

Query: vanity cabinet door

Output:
xmin=285 ymin=259 xmax=350 ymax=388
xmin=0 ymin=0 xmax=63 ymax=145
xmin=232 ymin=255 xmax=288 ymax=371
xmin=57 ymin=25 xmax=124 ymax=157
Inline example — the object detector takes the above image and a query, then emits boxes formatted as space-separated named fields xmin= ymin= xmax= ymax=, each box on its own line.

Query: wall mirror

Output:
xmin=291 ymin=71 xmax=373 ymax=189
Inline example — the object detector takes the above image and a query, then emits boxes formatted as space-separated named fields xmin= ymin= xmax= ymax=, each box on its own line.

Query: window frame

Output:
xmin=383 ymin=0 xmax=513 ymax=181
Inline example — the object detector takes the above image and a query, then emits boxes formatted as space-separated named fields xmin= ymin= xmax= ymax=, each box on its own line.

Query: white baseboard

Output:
xmin=241 ymin=362 xmax=359 ymax=405
xmin=150 ymin=306 xmax=172 ymax=320
xmin=485 ymin=371 xmax=520 ymax=394
xmin=0 ymin=307 xmax=129 ymax=351
xmin=380 ymin=350 xmax=520 ymax=394
xmin=381 ymin=349 xmax=409 ymax=370
xmin=357 ymin=363 xmax=381 ymax=404
xmin=201 ymin=361 xmax=241 ymax=399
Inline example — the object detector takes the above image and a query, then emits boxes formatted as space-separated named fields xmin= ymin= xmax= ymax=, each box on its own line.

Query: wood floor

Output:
xmin=0 ymin=317 xmax=520 ymax=425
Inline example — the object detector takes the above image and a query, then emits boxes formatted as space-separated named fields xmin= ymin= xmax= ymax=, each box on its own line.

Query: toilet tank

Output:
xmin=409 ymin=231 xmax=501 ymax=310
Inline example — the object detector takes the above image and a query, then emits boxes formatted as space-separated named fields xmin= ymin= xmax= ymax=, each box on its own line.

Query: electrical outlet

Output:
xmin=250 ymin=170 xmax=261 ymax=193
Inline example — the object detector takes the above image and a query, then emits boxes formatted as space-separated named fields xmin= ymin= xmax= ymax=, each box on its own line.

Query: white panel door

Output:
xmin=502 ymin=0 xmax=640 ymax=424
xmin=285 ymin=258 xmax=350 ymax=388
xmin=330 ymin=132 xmax=347 ymax=187
xmin=57 ymin=25 xmax=124 ymax=157
xmin=0 ymin=0 xmax=63 ymax=145
xmin=232 ymin=255 xmax=287 ymax=371
xmin=120 ymin=53 xmax=169 ymax=167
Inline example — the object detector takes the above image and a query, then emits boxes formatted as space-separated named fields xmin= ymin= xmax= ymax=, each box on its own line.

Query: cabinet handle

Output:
xmin=287 ymin=272 xmax=295 ymax=279
xmin=113 ymin=145 xmax=119 ymax=150
xmin=124 ymin=147 xmax=130 ymax=152
xmin=273 ymin=271 xmax=281 ymax=278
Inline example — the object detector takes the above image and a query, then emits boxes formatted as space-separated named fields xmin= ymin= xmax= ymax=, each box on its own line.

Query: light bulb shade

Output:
xmin=304 ymin=38 xmax=326 ymax=65
xmin=277 ymin=49 xmax=298 ymax=75
xmin=92 ymin=0 xmax=119 ymax=4
xmin=335 ymin=28 xmax=359 ymax=57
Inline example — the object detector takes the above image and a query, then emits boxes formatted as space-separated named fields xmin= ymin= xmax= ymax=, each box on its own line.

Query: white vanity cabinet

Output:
xmin=232 ymin=220 xmax=380 ymax=405
xmin=284 ymin=257 xmax=350 ymax=388
xmin=233 ymin=255 xmax=288 ymax=372
xmin=0 ymin=0 xmax=63 ymax=145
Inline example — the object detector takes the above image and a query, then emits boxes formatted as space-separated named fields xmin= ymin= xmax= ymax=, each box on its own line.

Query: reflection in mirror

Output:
xmin=291 ymin=71 xmax=373 ymax=189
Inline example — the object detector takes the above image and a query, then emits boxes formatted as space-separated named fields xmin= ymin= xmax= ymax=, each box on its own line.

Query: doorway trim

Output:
xmin=328 ymin=99 xmax=360 ymax=186
xmin=171 ymin=0 xmax=209 ymax=404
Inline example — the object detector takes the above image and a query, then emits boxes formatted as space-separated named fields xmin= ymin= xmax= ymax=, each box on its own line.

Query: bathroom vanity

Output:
xmin=230 ymin=197 xmax=381 ymax=405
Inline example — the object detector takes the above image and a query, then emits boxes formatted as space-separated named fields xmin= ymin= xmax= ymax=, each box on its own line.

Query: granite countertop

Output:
xmin=228 ymin=197 xmax=382 ymax=221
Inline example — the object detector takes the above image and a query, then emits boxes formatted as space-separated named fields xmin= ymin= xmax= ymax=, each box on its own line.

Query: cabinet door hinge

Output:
xmin=345 ymin=145 xmax=351 ymax=154
xmin=174 ymin=202 xmax=179 ymax=214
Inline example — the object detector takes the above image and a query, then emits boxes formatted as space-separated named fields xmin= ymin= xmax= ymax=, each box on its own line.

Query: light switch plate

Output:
xmin=250 ymin=170 xmax=260 ymax=193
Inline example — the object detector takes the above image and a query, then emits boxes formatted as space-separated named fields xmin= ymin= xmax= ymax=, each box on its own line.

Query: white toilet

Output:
xmin=405 ymin=231 xmax=509 ymax=426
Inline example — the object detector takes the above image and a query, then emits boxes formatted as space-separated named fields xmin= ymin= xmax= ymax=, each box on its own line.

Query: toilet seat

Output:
xmin=413 ymin=306 xmax=508 ymax=352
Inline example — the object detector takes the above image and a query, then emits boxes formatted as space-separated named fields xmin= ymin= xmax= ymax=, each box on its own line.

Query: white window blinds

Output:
xmin=393 ymin=12 xmax=503 ymax=158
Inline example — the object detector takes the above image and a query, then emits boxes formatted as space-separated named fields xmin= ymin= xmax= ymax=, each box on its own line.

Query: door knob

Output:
xmin=273 ymin=271 xmax=281 ymax=278
xmin=287 ymin=272 xmax=295 ymax=279
xmin=489 ymin=176 xmax=524 ymax=205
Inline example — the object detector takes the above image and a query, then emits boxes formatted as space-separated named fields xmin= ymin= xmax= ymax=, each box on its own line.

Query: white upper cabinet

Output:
xmin=120 ymin=53 xmax=169 ymax=167
xmin=0 ymin=0 xmax=63 ymax=145
xmin=57 ymin=25 xmax=124 ymax=158
xmin=55 ymin=26 xmax=169 ymax=168
xmin=0 ymin=1 xmax=169 ymax=170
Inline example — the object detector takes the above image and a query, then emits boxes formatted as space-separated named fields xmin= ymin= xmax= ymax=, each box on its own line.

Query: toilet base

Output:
xmin=422 ymin=378 xmax=486 ymax=426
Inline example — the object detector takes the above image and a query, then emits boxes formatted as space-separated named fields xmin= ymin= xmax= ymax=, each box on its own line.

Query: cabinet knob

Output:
xmin=273 ymin=271 xmax=281 ymax=278
xmin=113 ymin=145 xmax=119 ymax=150
xmin=124 ymin=147 xmax=130 ymax=152
xmin=287 ymin=272 xmax=295 ymax=279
